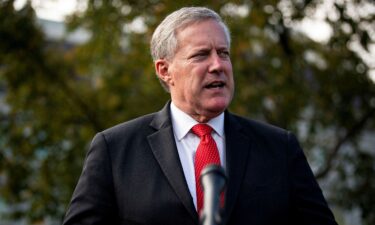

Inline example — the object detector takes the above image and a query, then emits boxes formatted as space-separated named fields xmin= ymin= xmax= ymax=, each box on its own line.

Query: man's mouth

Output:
xmin=204 ymin=81 xmax=225 ymax=89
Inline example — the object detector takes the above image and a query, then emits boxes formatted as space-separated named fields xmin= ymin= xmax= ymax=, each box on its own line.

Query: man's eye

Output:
xmin=218 ymin=51 xmax=230 ymax=58
xmin=190 ymin=52 xmax=208 ymax=60
xmin=193 ymin=52 xmax=208 ymax=58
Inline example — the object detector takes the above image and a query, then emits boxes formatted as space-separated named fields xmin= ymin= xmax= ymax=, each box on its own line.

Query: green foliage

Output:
xmin=0 ymin=0 xmax=374 ymax=224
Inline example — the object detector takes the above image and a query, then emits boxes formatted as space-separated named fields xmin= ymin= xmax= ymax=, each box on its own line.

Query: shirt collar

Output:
xmin=170 ymin=101 xmax=224 ymax=141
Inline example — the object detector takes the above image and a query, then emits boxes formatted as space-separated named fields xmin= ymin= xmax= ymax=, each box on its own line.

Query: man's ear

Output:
xmin=155 ymin=59 xmax=173 ymax=86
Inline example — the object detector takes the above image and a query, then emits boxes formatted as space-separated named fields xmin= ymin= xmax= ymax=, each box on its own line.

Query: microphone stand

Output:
xmin=199 ymin=164 xmax=227 ymax=225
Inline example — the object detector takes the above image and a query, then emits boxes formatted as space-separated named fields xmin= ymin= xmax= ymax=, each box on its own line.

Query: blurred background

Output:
xmin=0 ymin=0 xmax=374 ymax=224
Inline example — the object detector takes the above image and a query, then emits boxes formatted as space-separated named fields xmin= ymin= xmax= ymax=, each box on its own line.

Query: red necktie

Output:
xmin=192 ymin=124 xmax=221 ymax=214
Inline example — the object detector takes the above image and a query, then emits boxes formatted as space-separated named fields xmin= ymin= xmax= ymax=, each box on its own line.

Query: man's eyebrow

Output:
xmin=187 ymin=48 xmax=210 ymax=57
xmin=193 ymin=46 xmax=228 ymax=52
xmin=217 ymin=46 xmax=229 ymax=50
xmin=191 ymin=46 xmax=211 ymax=51
xmin=195 ymin=48 xmax=211 ymax=53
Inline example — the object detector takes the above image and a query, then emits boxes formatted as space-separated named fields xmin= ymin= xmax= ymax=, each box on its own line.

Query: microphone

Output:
xmin=199 ymin=164 xmax=227 ymax=225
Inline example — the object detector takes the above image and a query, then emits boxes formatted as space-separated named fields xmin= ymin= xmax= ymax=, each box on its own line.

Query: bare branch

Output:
xmin=315 ymin=107 xmax=375 ymax=179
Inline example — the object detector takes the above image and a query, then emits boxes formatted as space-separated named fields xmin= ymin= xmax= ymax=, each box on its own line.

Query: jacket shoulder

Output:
xmin=230 ymin=113 xmax=288 ymax=135
xmin=99 ymin=112 xmax=157 ymax=143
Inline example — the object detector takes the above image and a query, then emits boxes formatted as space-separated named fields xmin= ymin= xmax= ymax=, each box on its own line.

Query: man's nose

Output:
xmin=208 ymin=52 xmax=224 ymax=74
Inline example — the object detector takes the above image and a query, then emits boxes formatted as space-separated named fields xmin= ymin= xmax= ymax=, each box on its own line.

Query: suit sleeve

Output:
xmin=63 ymin=133 xmax=119 ymax=225
xmin=287 ymin=132 xmax=338 ymax=225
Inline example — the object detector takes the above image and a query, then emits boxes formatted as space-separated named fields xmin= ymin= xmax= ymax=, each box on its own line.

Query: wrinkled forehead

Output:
xmin=174 ymin=19 xmax=230 ymax=47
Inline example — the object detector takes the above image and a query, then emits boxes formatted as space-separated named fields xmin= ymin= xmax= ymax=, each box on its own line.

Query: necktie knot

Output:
xmin=191 ymin=124 xmax=213 ymax=138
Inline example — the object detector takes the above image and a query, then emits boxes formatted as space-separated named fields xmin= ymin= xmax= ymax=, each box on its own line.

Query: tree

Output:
xmin=0 ymin=0 xmax=374 ymax=224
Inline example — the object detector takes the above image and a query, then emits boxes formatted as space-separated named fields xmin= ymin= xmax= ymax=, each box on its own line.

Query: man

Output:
xmin=63 ymin=7 xmax=338 ymax=225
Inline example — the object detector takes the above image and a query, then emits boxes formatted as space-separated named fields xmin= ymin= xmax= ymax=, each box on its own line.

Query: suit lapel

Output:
xmin=223 ymin=112 xmax=252 ymax=224
xmin=147 ymin=102 xmax=198 ymax=222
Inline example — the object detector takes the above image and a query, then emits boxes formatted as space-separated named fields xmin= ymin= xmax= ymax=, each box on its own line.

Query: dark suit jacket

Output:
xmin=63 ymin=102 xmax=337 ymax=225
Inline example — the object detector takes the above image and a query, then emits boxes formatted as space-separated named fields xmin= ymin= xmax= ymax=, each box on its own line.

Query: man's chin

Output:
xmin=204 ymin=101 xmax=229 ymax=115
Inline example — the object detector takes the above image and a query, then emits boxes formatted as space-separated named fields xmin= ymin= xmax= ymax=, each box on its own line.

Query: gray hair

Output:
xmin=150 ymin=7 xmax=231 ymax=91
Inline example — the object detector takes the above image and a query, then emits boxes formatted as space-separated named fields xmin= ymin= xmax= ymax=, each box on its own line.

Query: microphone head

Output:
xmin=200 ymin=164 xmax=226 ymax=182
xmin=199 ymin=164 xmax=227 ymax=225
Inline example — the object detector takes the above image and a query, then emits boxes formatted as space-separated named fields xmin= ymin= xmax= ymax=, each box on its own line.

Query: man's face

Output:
xmin=157 ymin=19 xmax=234 ymax=122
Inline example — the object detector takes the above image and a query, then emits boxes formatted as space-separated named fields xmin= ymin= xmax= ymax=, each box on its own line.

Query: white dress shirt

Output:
xmin=170 ymin=102 xmax=226 ymax=209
